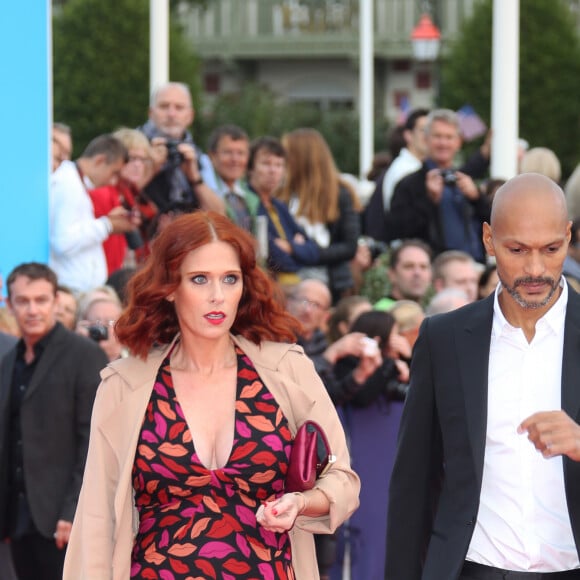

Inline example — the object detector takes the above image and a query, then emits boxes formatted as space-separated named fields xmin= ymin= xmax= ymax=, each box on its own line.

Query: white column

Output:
xmin=150 ymin=0 xmax=169 ymax=96
xmin=359 ymin=0 xmax=374 ymax=178
xmin=491 ymin=0 xmax=519 ymax=179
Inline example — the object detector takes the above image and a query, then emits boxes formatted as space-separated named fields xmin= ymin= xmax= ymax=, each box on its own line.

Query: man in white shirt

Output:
xmin=363 ymin=108 xmax=429 ymax=240
xmin=382 ymin=108 xmax=429 ymax=211
xmin=386 ymin=173 xmax=580 ymax=579
xmin=49 ymin=134 xmax=137 ymax=294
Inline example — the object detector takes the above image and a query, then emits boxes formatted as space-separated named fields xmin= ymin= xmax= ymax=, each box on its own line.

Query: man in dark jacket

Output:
xmin=386 ymin=174 xmax=580 ymax=578
xmin=385 ymin=109 xmax=490 ymax=262
xmin=139 ymin=82 xmax=224 ymax=215
xmin=0 ymin=263 xmax=108 ymax=580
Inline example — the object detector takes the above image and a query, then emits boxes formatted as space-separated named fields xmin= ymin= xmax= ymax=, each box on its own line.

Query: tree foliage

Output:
xmin=195 ymin=83 xmax=389 ymax=175
xmin=440 ymin=0 xmax=580 ymax=176
xmin=53 ymin=0 xmax=201 ymax=154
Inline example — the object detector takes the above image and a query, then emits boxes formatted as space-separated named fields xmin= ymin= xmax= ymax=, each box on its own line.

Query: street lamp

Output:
xmin=410 ymin=13 xmax=441 ymax=62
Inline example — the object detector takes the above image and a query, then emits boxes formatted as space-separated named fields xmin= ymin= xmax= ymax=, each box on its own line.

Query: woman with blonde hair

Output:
xmin=276 ymin=128 xmax=361 ymax=303
xmin=89 ymin=128 xmax=158 ymax=274
xmin=519 ymin=146 xmax=562 ymax=184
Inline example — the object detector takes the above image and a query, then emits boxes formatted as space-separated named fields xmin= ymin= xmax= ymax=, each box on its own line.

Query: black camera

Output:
xmin=440 ymin=168 xmax=457 ymax=186
xmin=87 ymin=323 xmax=108 ymax=342
xmin=165 ymin=139 xmax=185 ymax=167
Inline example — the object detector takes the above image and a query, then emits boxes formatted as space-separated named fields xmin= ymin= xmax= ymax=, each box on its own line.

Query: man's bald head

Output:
xmin=483 ymin=172 xmax=571 ymax=313
xmin=490 ymin=172 xmax=568 ymax=230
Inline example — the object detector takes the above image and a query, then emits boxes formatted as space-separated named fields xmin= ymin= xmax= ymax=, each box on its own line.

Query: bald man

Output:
xmin=386 ymin=173 xmax=580 ymax=579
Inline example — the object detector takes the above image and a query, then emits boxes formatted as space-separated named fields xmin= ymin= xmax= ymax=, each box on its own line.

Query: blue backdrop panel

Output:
xmin=0 ymin=1 xmax=50 ymax=293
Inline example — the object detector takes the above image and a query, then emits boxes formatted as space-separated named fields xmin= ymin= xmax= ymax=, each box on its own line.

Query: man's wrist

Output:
xmin=100 ymin=216 xmax=113 ymax=235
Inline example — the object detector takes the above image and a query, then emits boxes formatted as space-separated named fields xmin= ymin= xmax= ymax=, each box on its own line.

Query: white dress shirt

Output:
xmin=381 ymin=147 xmax=422 ymax=210
xmin=49 ymin=160 xmax=110 ymax=294
xmin=466 ymin=279 xmax=580 ymax=571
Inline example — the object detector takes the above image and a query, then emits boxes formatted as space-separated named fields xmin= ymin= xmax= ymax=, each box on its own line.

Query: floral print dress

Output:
xmin=130 ymin=346 xmax=295 ymax=580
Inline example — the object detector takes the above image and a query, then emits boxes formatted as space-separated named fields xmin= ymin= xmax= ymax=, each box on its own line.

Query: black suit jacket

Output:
xmin=0 ymin=323 xmax=108 ymax=538
xmin=385 ymin=290 xmax=580 ymax=579
xmin=0 ymin=332 xmax=17 ymax=360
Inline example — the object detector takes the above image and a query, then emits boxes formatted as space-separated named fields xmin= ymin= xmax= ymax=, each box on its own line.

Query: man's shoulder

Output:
xmin=0 ymin=332 xmax=17 ymax=358
xmin=387 ymin=149 xmax=421 ymax=177
xmin=50 ymin=160 xmax=82 ymax=193
xmin=51 ymin=159 xmax=72 ymax=179
xmin=395 ymin=163 xmax=428 ymax=191
xmin=49 ymin=324 xmax=108 ymax=361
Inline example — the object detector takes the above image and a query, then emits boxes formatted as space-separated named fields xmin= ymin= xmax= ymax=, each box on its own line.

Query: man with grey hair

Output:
xmin=139 ymin=82 xmax=224 ymax=214
xmin=425 ymin=287 xmax=470 ymax=316
xmin=385 ymin=108 xmax=490 ymax=262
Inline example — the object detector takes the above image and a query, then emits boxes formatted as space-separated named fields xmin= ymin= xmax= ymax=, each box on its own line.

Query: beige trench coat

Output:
xmin=63 ymin=334 xmax=360 ymax=579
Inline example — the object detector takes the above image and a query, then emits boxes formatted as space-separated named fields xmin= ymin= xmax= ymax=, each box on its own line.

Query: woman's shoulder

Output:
xmin=232 ymin=335 xmax=307 ymax=370
xmin=102 ymin=343 xmax=170 ymax=385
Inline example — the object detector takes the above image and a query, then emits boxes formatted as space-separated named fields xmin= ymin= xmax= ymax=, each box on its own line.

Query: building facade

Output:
xmin=179 ymin=0 xmax=481 ymax=121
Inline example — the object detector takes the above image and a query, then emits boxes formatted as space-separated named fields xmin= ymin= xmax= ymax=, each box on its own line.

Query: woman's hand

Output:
xmin=394 ymin=359 xmax=410 ymax=383
xmin=388 ymin=333 xmax=413 ymax=360
xmin=256 ymin=493 xmax=305 ymax=533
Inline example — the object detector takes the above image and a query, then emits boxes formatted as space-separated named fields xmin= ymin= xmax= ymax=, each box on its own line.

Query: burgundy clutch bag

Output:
xmin=286 ymin=420 xmax=336 ymax=492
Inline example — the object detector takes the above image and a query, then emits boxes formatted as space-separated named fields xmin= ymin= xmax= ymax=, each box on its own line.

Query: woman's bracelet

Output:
xmin=292 ymin=492 xmax=307 ymax=515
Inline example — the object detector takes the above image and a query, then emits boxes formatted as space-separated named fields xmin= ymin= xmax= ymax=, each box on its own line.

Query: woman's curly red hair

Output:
xmin=116 ymin=211 xmax=301 ymax=358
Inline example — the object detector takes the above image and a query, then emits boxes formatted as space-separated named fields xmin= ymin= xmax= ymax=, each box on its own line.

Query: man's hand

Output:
xmin=149 ymin=137 xmax=169 ymax=173
xmin=455 ymin=171 xmax=480 ymax=201
xmin=107 ymin=206 xmax=140 ymax=235
xmin=178 ymin=143 xmax=202 ymax=185
xmin=274 ymin=238 xmax=292 ymax=254
xmin=54 ymin=519 xmax=72 ymax=550
xmin=518 ymin=411 xmax=580 ymax=460
xmin=425 ymin=168 xmax=444 ymax=204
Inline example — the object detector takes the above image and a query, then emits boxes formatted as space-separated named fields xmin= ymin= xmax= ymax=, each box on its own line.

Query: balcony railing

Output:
xmin=178 ymin=0 xmax=481 ymax=59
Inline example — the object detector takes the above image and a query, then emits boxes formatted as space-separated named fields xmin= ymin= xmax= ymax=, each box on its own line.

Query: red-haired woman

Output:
xmin=63 ymin=211 xmax=359 ymax=580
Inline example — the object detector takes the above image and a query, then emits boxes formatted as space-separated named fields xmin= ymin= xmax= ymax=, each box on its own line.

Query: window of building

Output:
xmin=415 ymin=70 xmax=432 ymax=90
xmin=204 ymin=73 xmax=220 ymax=94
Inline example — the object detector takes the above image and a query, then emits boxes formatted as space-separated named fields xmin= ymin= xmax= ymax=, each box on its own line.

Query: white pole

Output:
xmin=490 ymin=0 xmax=519 ymax=179
xmin=359 ymin=0 xmax=374 ymax=179
xmin=150 ymin=0 xmax=170 ymax=96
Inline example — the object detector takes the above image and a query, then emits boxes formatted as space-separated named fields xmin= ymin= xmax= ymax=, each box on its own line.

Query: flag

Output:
xmin=456 ymin=104 xmax=487 ymax=141
xmin=396 ymin=95 xmax=411 ymax=126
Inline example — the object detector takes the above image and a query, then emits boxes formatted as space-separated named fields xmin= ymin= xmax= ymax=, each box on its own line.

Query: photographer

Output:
xmin=385 ymin=109 xmax=491 ymax=262
xmin=138 ymin=82 xmax=224 ymax=216
xmin=76 ymin=295 xmax=125 ymax=361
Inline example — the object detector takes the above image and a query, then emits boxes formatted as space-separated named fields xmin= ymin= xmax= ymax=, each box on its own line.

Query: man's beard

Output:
xmin=500 ymin=274 xmax=560 ymax=309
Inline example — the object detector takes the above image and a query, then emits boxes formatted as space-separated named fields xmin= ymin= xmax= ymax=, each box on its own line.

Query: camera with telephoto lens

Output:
xmin=87 ymin=323 xmax=108 ymax=342
xmin=165 ymin=139 xmax=185 ymax=167
xmin=440 ymin=168 xmax=457 ymax=186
